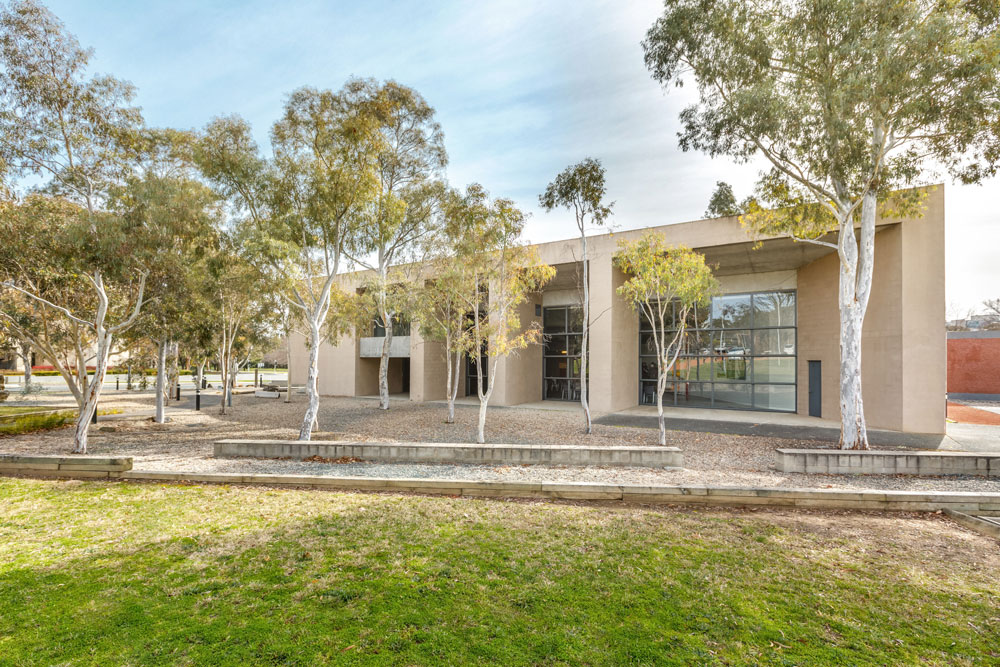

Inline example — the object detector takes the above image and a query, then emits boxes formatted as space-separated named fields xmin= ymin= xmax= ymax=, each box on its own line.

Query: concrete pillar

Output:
xmin=589 ymin=248 xmax=639 ymax=414
xmin=492 ymin=293 xmax=544 ymax=406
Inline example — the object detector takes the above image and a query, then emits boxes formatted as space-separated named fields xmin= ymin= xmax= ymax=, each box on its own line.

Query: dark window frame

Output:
xmin=542 ymin=305 xmax=584 ymax=402
xmin=638 ymin=290 xmax=798 ymax=412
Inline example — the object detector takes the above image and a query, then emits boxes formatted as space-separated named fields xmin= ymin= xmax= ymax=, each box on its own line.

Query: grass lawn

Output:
xmin=0 ymin=406 xmax=48 ymax=416
xmin=0 ymin=479 xmax=997 ymax=665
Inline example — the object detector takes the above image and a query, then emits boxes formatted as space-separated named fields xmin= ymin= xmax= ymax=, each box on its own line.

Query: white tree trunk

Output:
xmin=378 ymin=308 xmax=392 ymax=410
xmin=298 ymin=319 xmax=322 ymax=441
xmin=580 ymin=233 xmax=592 ymax=434
xmin=154 ymin=338 xmax=167 ymax=424
xmin=446 ymin=347 xmax=461 ymax=424
xmin=837 ymin=190 xmax=876 ymax=450
xmin=284 ymin=329 xmax=292 ymax=403
xmin=656 ymin=374 xmax=666 ymax=447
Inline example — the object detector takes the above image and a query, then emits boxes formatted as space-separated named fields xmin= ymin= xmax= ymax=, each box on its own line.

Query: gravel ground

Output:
xmin=3 ymin=393 xmax=1000 ymax=493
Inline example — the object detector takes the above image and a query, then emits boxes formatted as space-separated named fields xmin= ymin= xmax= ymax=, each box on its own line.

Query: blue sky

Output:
xmin=46 ymin=0 xmax=999 ymax=314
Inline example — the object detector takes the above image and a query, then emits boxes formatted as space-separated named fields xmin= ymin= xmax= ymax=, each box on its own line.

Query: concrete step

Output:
xmin=213 ymin=439 xmax=683 ymax=468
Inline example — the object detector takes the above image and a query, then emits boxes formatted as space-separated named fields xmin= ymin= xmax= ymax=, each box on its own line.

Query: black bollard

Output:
xmin=91 ymin=407 xmax=98 ymax=424
xmin=116 ymin=377 xmax=120 ymax=391
xmin=195 ymin=388 xmax=201 ymax=411
xmin=176 ymin=383 xmax=181 ymax=401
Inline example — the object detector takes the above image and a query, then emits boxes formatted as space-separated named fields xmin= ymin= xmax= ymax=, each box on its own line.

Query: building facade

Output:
xmin=289 ymin=186 xmax=946 ymax=435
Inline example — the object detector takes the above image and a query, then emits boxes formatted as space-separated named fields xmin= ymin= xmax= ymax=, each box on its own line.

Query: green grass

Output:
xmin=0 ymin=479 xmax=996 ymax=666
xmin=0 ymin=408 xmax=122 ymax=435
xmin=0 ymin=406 xmax=46 ymax=416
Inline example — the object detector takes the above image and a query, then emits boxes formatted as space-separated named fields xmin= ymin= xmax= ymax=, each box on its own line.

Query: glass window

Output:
xmin=567 ymin=307 xmax=584 ymax=333
xmin=753 ymin=384 xmax=796 ymax=411
xmin=543 ymin=306 xmax=585 ymax=401
xmin=544 ymin=335 xmax=566 ymax=357
xmin=714 ymin=383 xmax=753 ymax=409
xmin=676 ymin=382 xmax=712 ymax=408
xmin=712 ymin=357 xmax=748 ymax=382
xmin=752 ymin=357 xmax=796 ymax=383
xmin=545 ymin=357 xmax=567 ymax=378
xmin=639 ymin=291 xmax=797 ymax=412
xmin=543 ymin=308 xmax=566 ymax=334
xmin=712 ymin=295 xmax=752 ymax=329
xmin=753 ymin=292 xmax=796 ymax=327
xmin=752 ymin=329 xmax=796 ymax=356
xmin=714 ymin=330 xmax=751 ymax=356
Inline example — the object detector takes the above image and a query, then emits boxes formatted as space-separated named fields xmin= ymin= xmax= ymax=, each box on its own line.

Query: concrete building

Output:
xmin=289 ymin=186 xmax=946 ymax=435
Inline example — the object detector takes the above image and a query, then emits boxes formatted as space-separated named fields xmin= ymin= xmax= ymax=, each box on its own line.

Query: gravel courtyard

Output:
xmin=3 ymin=392 xmax=1000 ymax=493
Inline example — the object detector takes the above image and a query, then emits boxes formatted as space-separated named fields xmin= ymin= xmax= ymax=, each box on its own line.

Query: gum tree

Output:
xmin=614 ymin=232 xmax=718 ymax=446
xmin=196 ymin=82 xmax=377 ymax=440
xmin=539 ymin=158 xmax=613 ymax=434
xmin=346 ymin=80 xmax=447 ymax=411
xmin=0 ymin=0 xmax=149 ymax=452
xmin=458 ymin=185 xmax=555 ymax=444
xmin=643 ymin=0 xmax=1000 ymax=448
xmin=411 ymin=187 xmax=484 ymax=424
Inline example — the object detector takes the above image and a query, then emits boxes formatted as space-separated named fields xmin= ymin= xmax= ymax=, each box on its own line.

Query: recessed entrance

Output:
xmin=542 ymin=306 xmax=583 ymax=401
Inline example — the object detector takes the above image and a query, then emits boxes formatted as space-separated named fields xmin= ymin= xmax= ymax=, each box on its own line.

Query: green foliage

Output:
xmin=704 ymin=181 xmax=740 ymax=218
xmin=538 ymin=157 xmax=613 ymax=231
xmin=0 ymin=479 xmax=997 ymax=664
xmin=614 ymin=232 xmax=718 ymax=325
xmin=643 ymin=0 xmax=1000 ymax=228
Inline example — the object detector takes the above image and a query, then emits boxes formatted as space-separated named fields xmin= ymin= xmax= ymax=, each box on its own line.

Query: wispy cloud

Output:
xmin=47 ymin=0 xmax=1000 ymax=311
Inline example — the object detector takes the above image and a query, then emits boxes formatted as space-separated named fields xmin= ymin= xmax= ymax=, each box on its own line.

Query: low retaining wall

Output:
xmin=776 ymin=448 xmax=1000 ymax=477
xmin=0 ymin=455 xmax=132 ymax=478
xmin=214 ymin=439 xmax=684 ymax=468
xmin=943 ymin=509 xmax=1000 ymax=539
xmin=114 ymin=471 xmax=1000 ymax=512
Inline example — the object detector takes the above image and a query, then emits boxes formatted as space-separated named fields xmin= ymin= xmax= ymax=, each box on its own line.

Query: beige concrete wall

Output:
xmin=795 ymin=186 xmax=946 ymax=434
xmin=901 ymin=188 xmax=946 ymax=432
xmin=409 ymin=329 xmax=449 ymax=402
xmin=493 ymin=294 xmax=544 ymax=406
xmin=589 ymin=251 xmax=639 ymax=413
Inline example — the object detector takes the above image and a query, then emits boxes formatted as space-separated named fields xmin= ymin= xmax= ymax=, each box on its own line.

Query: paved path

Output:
xmin=593 ymin=412 xmax=947 ymax=448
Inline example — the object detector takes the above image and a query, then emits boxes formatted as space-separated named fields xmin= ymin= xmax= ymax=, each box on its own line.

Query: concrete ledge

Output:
xmin=214 ymin=439 xmax=684 ymax=468
xmin=0 ymin=454 xmax=132 ymax=478
xmin=776 ymin=448 xmax=1000 ymax=477
xmin=943 ymin=509 xmax=1000 ymax=539
xmin=107 ymin=470 xmax=1000 ymax=512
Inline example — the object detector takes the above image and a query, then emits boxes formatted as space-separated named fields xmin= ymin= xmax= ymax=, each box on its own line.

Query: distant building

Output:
xmin=948 ymin=331 xmax=1000 ymax=399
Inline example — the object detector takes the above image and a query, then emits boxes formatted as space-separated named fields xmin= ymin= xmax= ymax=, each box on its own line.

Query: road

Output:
xmin=2 ymin=371 xmax=288 ymax=396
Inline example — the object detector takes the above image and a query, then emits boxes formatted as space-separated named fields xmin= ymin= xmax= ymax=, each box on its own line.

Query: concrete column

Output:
xmin=492 ymin=294 xmax=543 ymax=406
xmin=900 ymin=187 xmax=946 ymax=434
xmin=589 ymin=248 xmax=639 ymax=414
xmin=409 ymin=327 xmax=448 ymax=402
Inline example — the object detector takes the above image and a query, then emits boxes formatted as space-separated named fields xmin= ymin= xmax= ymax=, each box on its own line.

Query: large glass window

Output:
xmin=639 ymin=291 xmax=796 ymax=412
xmin=543 ymin=306 xmax=584 ymax=401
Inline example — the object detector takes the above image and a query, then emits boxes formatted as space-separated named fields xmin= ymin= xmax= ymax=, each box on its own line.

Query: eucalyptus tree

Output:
xmin=456 ymin=185 xmax=555 ymax=444
xmin=345 ymin=79 xmax=448 ymax=411
xmin=120 ymin=129 xmax=219 ymax=423
xmin=197 ymin=82 xmax=377 ymax=439
xmin=614 ymin=233 xmax=718 ymax=446
xmin=643 ymin=0 xmax=1000 ymax=448
xmin=539 ymin=158 xmax=613 ymax=434
xmin=411 ymin=187 xmax=484 ymax=424
xmin=0 ymin=0 xmax=152 ymax=452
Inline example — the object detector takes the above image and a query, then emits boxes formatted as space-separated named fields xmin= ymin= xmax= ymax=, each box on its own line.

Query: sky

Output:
xmin=43 ymin=0 xmax=999 ymax=315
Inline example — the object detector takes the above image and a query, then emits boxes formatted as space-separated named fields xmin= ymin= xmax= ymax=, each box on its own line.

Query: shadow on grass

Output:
xmin=0 ymin=483 xmax=997 ymax=665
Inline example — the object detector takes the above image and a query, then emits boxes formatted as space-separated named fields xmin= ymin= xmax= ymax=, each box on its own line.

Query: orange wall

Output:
xmin=948 ymin=337 xmax=1000 ymax=394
